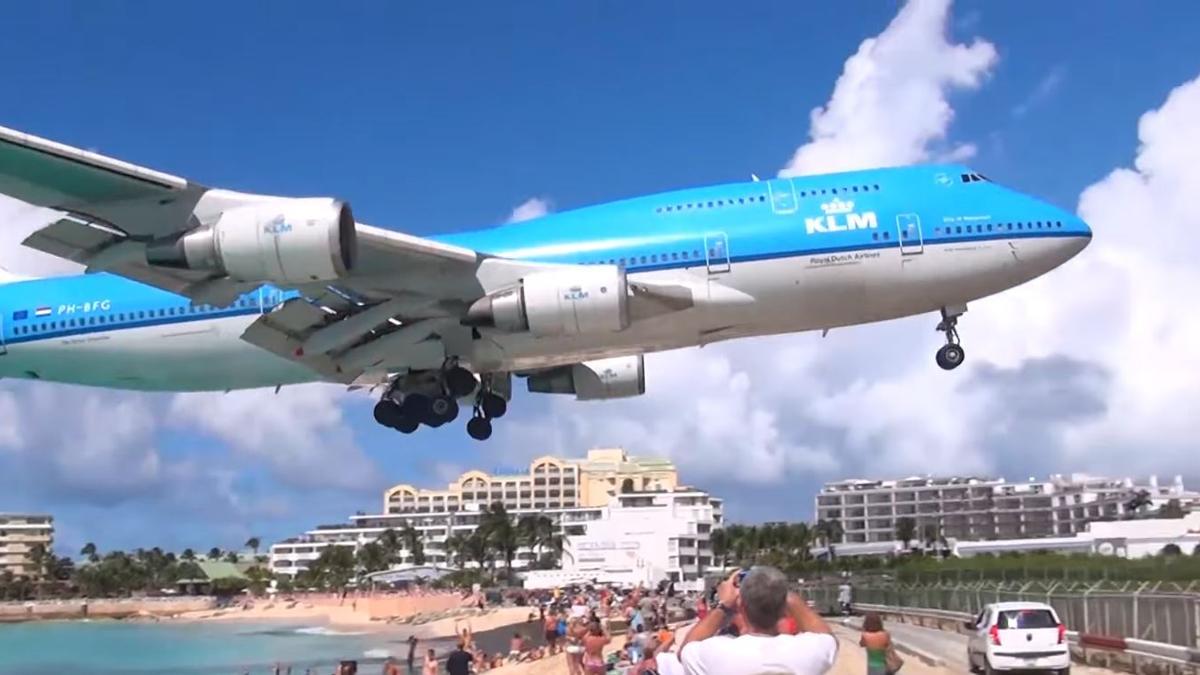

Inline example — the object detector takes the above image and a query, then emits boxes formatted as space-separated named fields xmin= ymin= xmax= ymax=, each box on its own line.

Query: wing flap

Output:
xmin=21 ymin=215 xmax=121 ymax=263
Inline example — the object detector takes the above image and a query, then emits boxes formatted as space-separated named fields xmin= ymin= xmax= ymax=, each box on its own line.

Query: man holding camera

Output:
xmin=677 ymin=567 xmax=837 ymax=675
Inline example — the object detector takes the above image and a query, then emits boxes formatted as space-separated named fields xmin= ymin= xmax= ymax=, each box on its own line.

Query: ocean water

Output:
xmin=0 ymin=620 xmax=449 ymax=675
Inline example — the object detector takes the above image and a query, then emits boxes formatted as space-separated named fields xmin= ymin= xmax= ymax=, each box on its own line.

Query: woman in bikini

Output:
xmin=582 ymin=621 xmax=609 ymax=675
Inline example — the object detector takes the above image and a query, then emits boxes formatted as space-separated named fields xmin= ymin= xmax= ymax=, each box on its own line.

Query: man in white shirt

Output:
xmin=678 ymin=567 xmax=838 ymax=675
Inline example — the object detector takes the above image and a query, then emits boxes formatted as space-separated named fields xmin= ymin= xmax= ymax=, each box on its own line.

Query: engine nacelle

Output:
xmin=527 ymin=355 xmax=645 ymax=400
xmin=466 ymin=266 xmax=629 ymax=338
xmin=147 ymin=197 xmax=357 ymax=284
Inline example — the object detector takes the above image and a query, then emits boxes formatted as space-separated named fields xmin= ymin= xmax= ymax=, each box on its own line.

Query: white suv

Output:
xmin=965 ymin=601 xmax=1070 ymax=675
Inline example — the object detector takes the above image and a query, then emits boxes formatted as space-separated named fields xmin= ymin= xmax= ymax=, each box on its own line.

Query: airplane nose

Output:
xmin=1054 ymin=212 xmax=1092 ymax=263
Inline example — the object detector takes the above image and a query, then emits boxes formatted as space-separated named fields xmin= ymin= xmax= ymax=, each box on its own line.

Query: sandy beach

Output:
xmin=174 ymin=600 xmax=535 ymax=640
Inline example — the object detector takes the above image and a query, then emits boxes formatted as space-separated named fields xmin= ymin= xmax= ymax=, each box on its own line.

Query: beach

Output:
xmin=176 ymin=599 xmax=536 ymax=639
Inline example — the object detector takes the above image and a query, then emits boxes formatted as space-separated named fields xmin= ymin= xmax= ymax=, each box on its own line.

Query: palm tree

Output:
xmin=245 ymin=537 xmax=261 ymax=556
xmin=517 ymin=514 xmax=556 ymax=564
xmin=815 ymin=520 xmax=843 ymax=559
xmin=355 ymin=542 xmax=389 ymax=576
xmin=400 ymin=523 xmax=425 ymax=566
xmin=80 ymin=542 xmax=99 ymax=564
xmin=207 ymin=547 xmax=222 ymax=561
xmin=311 ymin=546 xmax=356 ymax=590
xmin=27 ymin=543 xmax=51 ymax=579
xmin=377 ymin=528 xmax=403 ymax=566
xmin=181 ymin=548 xmax=196 ymax=561
xmin=480 ymin=503 xmax=518 ymax=573
xmin=224 ymin=551 xmax=240 ymax=564
xmin=895 ymin=517 xmax=917 ymax=550
xmin=442 ymin=532 xmax=468 ymax=569
xmin=465 ymin=531 xmax=490 ymax=572
xmin=710 ymin=528 xmax=730 ymax=568
xmin=921 ymin=523 xmax=941 ymax=551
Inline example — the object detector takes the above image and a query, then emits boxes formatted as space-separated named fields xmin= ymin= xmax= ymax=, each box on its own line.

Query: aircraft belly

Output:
xmin=0 ymin=316 xmax=315 ymax=392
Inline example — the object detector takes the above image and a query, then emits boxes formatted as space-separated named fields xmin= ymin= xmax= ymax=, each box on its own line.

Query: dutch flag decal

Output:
xmin=34 ymin=307 xmax=52 ymax=317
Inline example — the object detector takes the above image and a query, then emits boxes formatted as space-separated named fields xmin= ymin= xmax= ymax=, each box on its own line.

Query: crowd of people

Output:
xmin=303 ymin=567 xmax=911 ymax=675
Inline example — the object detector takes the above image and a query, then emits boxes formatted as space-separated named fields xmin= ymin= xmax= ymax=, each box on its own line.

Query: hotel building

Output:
xmin=0 ymin=513 xmax=54 ymax=577
xmin=815 ymin=473 xmax=1197 ymax=544
xmin=271 ymin=448 xmax=723 ymax=584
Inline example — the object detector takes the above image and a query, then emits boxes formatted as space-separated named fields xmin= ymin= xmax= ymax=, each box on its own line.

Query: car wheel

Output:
xmin=1057 ymin=668 xmax=1070 ymax=675
xmin=984 ymin=658 xmax=998 ymax=675
xmin=966 ymin=650 xmax=979 ymax=674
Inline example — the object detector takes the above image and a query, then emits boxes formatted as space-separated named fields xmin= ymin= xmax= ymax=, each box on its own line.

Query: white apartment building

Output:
xmin=815 ymin=473 xmax=1196 ymax=544
xmin=542 ymin=489 xmax=722 ymax=587
xmin=0 ymin=513 xmax=54 ymax=577
xmin=271 ymin=449 xmax=724 ymax=584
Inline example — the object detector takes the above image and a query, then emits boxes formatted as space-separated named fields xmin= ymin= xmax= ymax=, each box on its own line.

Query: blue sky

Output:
xmin=0 ymin=1 xmax=1198 ymax=555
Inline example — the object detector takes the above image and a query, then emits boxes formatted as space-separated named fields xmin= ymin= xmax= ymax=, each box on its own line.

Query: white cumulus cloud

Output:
xmin=506 ymin=197 xmax=552 ymax=223
xmin=779 ymin=0 xmax=997 ymax=176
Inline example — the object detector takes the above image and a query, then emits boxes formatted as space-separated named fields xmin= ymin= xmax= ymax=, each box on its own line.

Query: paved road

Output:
xmin=837 ymin=616 xmax=971 ymax=670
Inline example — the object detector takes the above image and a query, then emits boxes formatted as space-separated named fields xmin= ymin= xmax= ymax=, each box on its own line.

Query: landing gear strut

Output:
xmin=935 ymin=305 xmax=966 ymax=371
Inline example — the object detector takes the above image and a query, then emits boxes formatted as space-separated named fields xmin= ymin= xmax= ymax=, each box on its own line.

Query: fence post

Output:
xmin=1132 ymin=587 xmax=1140 ymax=640
xmin=1082 ymin=586 xmax=1090 ymax=634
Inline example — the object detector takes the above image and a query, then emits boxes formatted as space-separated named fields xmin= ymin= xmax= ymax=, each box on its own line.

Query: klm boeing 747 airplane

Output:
xmin=0 ymin=125 xmax=1090 ymax=440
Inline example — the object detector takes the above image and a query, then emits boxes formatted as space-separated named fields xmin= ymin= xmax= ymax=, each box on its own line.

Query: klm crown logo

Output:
xmin=820 ymin=198 xmax=855 ymax=215
xmin=807 ymin=198 xmax=877 ymax=235
xmin=262 ymin=215 xmax=293 ymax=235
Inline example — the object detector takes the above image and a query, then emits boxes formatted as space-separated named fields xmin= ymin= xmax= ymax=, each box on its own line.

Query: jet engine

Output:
xmin=146 ymin=197 xmax=357 ymax=285
xmin=465 ymin=266 xmax=629 ymax=338
xmin=526 ymin=355 xmax=645 ymax=400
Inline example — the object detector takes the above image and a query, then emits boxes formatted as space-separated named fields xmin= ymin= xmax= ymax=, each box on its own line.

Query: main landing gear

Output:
xmin=935 ymin=305 xmax=966 ymax=371
xmin=467 ymin=380 xmax=508 ymax=441
xmin=373 ymin=365 xmax=508 ymax=440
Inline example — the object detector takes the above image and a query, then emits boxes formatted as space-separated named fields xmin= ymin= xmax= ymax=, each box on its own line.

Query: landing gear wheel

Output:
xmin=466 ymin=416 xmax=493 ymax=441
xmin=373 ymin=400 xmax=402 ymax=427
xmin=445 ymin=366 xmax=477 ymax=398
xmin=430 ymin=396 xmax=460 ymax=424
xmin=480 ymin=392 xmax=507 ymax=419
xmin=400 ymin=394 xmax=432 ymax=423
xmin=394 ymin=416 xmax=419 ymax=434
xmin=934 ymin=305 xmax=967 ymax=372
xmin=936 ymin=343 xmax=965 ymax=370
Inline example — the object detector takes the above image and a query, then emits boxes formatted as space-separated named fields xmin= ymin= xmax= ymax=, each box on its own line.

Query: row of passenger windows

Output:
xmin=874 ymin=219 xmax=1066 ymax=242
xmin=564 ymin=218 xmax=1069 ymax=264
xmin=578 ymin=248 xmax=713 ymax=267
xmin=654 ymin=184 xmax=882 ymax=213
xmin=934 ymin=220 xmax=1065 ymax=236
xmin=9 ymin=298 xmax=262 ymax=336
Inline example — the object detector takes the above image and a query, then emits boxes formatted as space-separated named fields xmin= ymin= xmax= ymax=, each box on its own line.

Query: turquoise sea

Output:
xmin=0 ymin=620 xmax=450 ymax=675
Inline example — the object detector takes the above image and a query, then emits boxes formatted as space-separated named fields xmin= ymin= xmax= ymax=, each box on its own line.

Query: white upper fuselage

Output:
xmin=0 ymin=164 xmax=1090 ymax=391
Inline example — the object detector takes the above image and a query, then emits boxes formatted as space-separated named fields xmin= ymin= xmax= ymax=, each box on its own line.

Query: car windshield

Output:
xmin=998 ymin=609 xmax=1058 ymax=629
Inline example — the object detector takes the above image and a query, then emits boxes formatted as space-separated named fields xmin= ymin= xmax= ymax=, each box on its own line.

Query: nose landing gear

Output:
xmin=935 ymin=305 xmax=967 ymax=371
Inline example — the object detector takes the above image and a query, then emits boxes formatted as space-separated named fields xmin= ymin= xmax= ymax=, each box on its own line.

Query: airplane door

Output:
xmin=766 ymin=178 xmax=798 ymax=214
xmin=897 ymin=213 xmax=924 ymax=255
xmin=705 ymin=232 xmax=731 ymax=275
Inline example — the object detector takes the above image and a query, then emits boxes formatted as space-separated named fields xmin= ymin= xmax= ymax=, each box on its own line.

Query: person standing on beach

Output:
xmin=422 ymin=648 xmax=438 ymax=675
xmin=445 ymin=641 xmax=474 ymax=675
xmin=406 ymin=636 xmax=419 ymax=672
xmin=543 ymin=609 xmax=560 ymax=654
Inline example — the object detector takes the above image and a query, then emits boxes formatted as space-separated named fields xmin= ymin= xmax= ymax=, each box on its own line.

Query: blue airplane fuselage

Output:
xmin=0 ymin=164 xmax=1091 ymax=391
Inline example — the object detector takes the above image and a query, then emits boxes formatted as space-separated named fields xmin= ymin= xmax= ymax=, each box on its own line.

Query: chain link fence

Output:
xmin=804 ymin=580 xmax=1200 ymax=648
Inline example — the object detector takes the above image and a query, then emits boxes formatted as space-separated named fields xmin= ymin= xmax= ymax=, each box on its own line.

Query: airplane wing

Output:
xmin=0 ymin=124 xmax=574 ymax=383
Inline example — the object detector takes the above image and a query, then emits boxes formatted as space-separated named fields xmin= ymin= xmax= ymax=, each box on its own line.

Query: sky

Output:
xmin=0 ymin=0 xmax=1198 ymax=555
